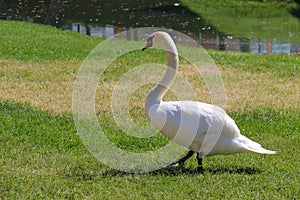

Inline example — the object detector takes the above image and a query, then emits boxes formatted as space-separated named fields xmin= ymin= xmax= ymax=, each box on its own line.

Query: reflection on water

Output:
xmin=1 ymin=0 xmax=300 ymax=54
xmin=73 ymin=23 xmax=300 ymax=54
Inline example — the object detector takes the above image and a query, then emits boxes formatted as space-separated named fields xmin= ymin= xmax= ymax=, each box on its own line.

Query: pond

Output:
xmin=1 ymin=0 xmax=300 ymax=54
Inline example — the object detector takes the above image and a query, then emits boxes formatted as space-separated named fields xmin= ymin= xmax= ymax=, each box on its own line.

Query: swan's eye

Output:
xmin=147 ymin=35 xmax=155 ymax=42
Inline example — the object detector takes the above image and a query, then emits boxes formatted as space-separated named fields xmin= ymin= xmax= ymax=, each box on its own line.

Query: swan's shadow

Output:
xmin=101 ymin=166 xmax=261 ymax=177
xmin=204 ymin=166 xmax=261 ymax=175
xmin=151 ymin=166 xmax=262 ymax=176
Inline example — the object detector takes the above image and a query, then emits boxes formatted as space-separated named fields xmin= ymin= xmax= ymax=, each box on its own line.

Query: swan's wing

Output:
xmin=179 ymin=101 xmax=241 ymax=139
xmin=148 ymin=101 xmax=275 ymax=155
xmin=147 ymin=101 xmax=238 ymax=147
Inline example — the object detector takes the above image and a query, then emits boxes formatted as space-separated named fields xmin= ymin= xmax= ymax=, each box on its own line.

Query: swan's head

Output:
xmin=142 ymin=34 xmax=155 ymax=51
xmin=142 ymin=32 xmax=177 ymax=54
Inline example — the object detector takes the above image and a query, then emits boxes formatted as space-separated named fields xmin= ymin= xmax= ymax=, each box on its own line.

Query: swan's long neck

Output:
xmin=146 ymin=36 xmax=179 ymax=109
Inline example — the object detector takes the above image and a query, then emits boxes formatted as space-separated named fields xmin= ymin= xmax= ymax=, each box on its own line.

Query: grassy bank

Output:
xmin=0 ymin=20 xmax=299 ymax=199
xmin=0 ymin=20 xmax=101 ymax=61
xmin=181 ymin=0 xmax=300 ymax=43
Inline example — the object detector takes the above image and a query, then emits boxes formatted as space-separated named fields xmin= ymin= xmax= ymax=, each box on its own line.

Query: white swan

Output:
xmin=142 ymin=31 xmax=276 ymax=172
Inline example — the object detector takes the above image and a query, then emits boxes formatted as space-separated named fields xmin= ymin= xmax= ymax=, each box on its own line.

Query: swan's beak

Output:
xmin=142 ymin=40 xmax=153 ymax=51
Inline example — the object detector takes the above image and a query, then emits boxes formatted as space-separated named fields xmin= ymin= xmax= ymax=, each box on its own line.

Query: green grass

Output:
xmin=210 ymin=51 xmax=300 ymax=78
xmin=0 ymin=20 xmax=101 ymax=61
xmin=1 ymin=101 xmax=299 ymax=199
xmin=181 ymin=0 xmax=300 ymax=43
xmin=0 ymin=20 xmax=299 ymax=199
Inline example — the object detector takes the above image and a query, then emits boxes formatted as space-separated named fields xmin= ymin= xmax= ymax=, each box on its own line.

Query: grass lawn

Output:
xmin=0 ymin=20 xmax=299 ymax=199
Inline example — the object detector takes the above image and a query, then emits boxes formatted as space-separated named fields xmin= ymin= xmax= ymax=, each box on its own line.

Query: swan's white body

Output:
xmin=144 ymin=32 xmax=276 ymax=159
xmin=147 ymin=100 xmax=275 ymax=156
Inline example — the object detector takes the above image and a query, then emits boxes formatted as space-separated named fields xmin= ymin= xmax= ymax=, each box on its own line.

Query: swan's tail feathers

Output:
xmin=251 ymin=147 xmax=276 ymax=154
xmin=239 ymin=136 xmax=276 ymax=154
xmin=245 ymin=145 xmax=276 ymax=154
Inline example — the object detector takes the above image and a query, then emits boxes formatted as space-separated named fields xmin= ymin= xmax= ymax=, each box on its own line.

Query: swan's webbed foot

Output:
xmin=168 ymin=160 xmax=185 ymax=167
xmin=162 ymin=151 xmax=204 ymax=173
xmin=197 ymin=165 xmax=204 ymax=173
xmin=163 ymin=150 xmax=195 ymax=168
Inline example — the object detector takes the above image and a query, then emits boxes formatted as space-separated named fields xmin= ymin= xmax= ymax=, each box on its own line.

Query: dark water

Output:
xmin=1 ymin=0 xmax=300 ymax=54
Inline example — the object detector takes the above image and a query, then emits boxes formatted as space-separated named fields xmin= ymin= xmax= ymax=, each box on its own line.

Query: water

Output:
xmin=1 ymin=0 xmax=300 ymax=54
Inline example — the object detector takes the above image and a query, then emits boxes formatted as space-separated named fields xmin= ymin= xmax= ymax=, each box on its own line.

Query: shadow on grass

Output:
xmin=204 ymin=166 xmax=262 ymax=175
xmin=100 ymin=166 xmax=262 ymax=177
xmin=291 ymin=7 xmax=300 ymax=18
xmin=64 ymin=164 xmax=262 ymax=181
xmin=291 ymin=0 xmax=300 ymax=18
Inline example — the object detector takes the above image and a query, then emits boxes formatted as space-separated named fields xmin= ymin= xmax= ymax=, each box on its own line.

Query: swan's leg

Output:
xmin=169 ymin=150 xmax=194 ymax=167
xmin=196 ymin=153 xmax=203 ymax=172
